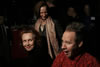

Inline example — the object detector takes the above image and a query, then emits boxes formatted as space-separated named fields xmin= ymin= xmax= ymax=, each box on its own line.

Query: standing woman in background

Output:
xmin=35 ymin=1 xmax=63 ymax=66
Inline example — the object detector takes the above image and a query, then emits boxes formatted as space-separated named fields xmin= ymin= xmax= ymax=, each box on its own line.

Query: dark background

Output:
xmin=0 ymin=0 xmax=97 ymax=66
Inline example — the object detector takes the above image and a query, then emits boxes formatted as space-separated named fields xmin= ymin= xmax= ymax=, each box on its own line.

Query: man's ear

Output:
xmin=78 ymin=41 xmax=83 ymax=48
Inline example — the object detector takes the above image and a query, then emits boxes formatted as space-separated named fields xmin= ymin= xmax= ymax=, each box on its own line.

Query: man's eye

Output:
xmin=64 ymin=41 xmax=71 ymax=44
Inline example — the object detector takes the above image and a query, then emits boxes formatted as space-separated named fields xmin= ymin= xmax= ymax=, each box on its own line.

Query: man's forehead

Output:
xmin=64 ymin=31 xmax=75 ymax=35
xmin=62 ymin=31 xmax=76 ymax=39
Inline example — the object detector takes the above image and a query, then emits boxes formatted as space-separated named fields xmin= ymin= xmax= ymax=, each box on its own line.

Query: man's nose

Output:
xmin=61 ymin=43 xmax=67 ymax=49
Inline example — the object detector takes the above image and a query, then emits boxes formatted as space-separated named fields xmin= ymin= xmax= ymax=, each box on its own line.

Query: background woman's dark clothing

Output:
xmin=39 ymin=24 xmax=54 ymax=67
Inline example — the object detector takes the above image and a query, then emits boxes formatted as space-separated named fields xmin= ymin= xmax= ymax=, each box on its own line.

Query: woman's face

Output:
xmin=22 ymin=33 xmax=35 ymax=51
xmin=40 ymin=6 xmax=48 ymax=20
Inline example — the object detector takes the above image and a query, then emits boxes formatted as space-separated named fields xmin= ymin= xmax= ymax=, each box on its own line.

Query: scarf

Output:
xmin=35 ymin=17 xmax=59 ymax=59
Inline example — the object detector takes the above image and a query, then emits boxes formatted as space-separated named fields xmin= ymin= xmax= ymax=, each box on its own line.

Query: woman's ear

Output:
xmin=78 ymin=41 xmax=83 ymax=48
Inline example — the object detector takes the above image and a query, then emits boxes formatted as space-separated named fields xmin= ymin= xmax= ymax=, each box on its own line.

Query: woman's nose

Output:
xmin=42 ymin=13 xmax=46 ymax=16
xmin=26 ymin=41 xmax=29 ymax=45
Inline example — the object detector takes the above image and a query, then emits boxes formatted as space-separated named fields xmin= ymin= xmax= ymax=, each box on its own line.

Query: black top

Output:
xmin=11 ymin=45 xmax=48 ymax=67
xmin=39 ymin=24 xmax=54 ymax=67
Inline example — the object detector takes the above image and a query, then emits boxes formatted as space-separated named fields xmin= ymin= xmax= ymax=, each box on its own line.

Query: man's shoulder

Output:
xmin=83 ymin=52 xmax=96 ymax=59
xmin=81 ymin=52 xmax=99 ymax=63
xmin=80 ymin=52 xmax=100 ymax=66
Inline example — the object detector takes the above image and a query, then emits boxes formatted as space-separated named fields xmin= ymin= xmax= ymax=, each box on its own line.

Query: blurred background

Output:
xmin=0 ymin=0 xmax=97 ymax=66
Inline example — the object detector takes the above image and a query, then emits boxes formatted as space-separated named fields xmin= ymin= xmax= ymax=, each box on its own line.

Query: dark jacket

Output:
xmin=12 ymin=45 xmax=48 ymax=67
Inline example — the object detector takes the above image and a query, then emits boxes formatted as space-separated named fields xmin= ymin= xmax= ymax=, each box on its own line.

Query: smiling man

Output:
xmin=52 ymin=22 xmax=100 ymax=67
